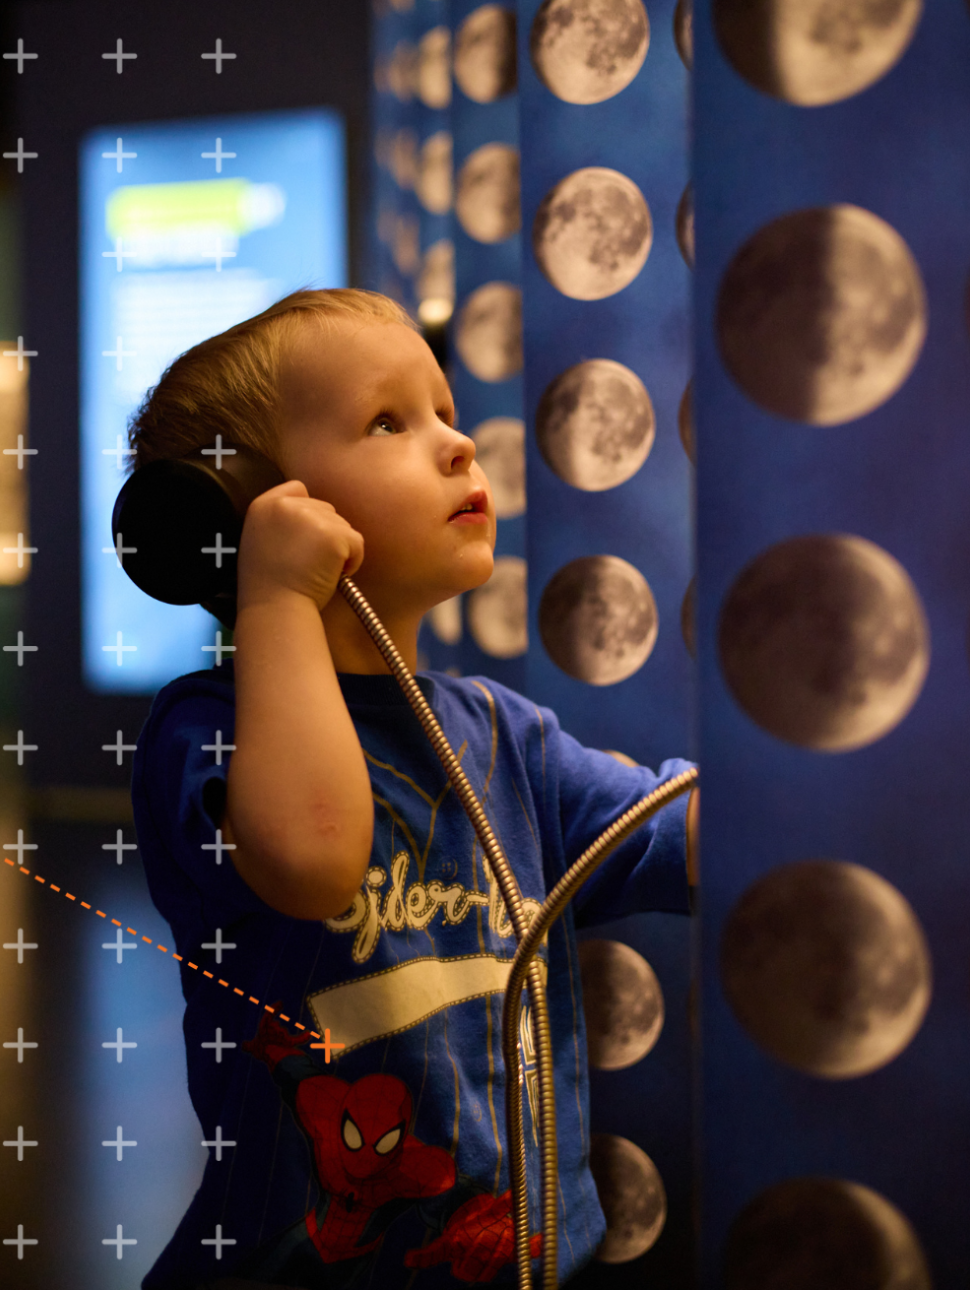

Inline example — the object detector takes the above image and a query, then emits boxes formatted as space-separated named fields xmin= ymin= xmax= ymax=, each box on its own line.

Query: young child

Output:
xmin=129 ymin=288 xmax=698 ymax=1290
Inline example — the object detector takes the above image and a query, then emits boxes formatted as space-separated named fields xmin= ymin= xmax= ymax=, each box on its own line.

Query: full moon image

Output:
xmin=529 ymin=0 xmax=649 ymax=104
xmin=454 ymin=4 xmax=518 ymax=102
xmin=578 ymin=939 xmax=665 ymax=1069
xmin=427 ymin=595 xmax=463 ymax=645
xmin=533 ymin=167 xmax=652 ymax=300
xmin=418 ymin=25 xmax=452 ymax=108
xmin=718 ymin=534 xmax=929 ymax=751
xmin=716 ymin=204 xmax=926 ymax=425
xmin=713 ymin=0 xmax=922 ymax=106
xmin=388 ymin=40 xmax=417 ymax=101
xmin=720 ymin=859 xmax=932 ymax=1078
xmin=454 ymin=282 xmax=523 ymax=382
xmin=724 ymin=1177 xmax=932 ymax=1290
xmin=674 ymin=0 xmax=693 ymax=67
xmin=681 ymin=577 xmax=696 ymax=658
xmin=676 ymin=182 xmax=694 ymax=267
xmin=678 ymin=379 xmax=695 ymax=462
xmin=390 ymin=128 xmax=418 ymax=190
xmin=456 ymin=143 xmax=520 ymax=244
xmin=535 ymin=359 xmax=655 ymax=491
xmin=539 ymin=555 xmax=658 ymax=685
xmin=468 ymin=556 xmax=528 ymax=658
xmin=589 ymin=1134 xmax=666 ymax=1262
xmin=417 ymin=131 xmax=453 ymax=215
xmin=417 ymin=238 xmax=455 ymax=312
xmin=471 ymin=417 xmax=525 ymax=518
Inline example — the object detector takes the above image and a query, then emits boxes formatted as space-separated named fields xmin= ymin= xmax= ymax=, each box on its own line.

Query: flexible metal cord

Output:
xmin=337 ymin=574 xmax=697 ymax=1289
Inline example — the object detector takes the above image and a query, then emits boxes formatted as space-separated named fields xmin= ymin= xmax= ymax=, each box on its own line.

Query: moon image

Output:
xmin=467 ymin=556 xmax=528 ymax=658
xmin=392 ymin=214 xmax=420 ymax=276
xmin=456 ymin=143 xmax=521 ymax=244
xmin=713 ymin=0 xmax=922 ymax=106
xmin=589 ymin=1134 xmax=666 ymax=1262
xmin=529 ymin=0 xmax=649 ymax=104
xmin=454 ymin=282 xmax=523 ymax=382
xmin=536 ymin=360 xmax=654 ymax=491
xmin=721 ymin=859 xmax=932 ymax=1078
xmin=389 ymin=128 xmax=418 ymax=190
xmin=417 ymin=239 xmax=455 ymax=314
xmin=578 ymin=939 xmax=665 ymax=1069
xmin=418 ymin=25 xmax=452 ymax=108
xmin=471 ymin=418 xmax=525 ymax=518
xmin=674 ymin=0 xmax=693 ymax=67
xmin=676 ymin=183 xmax=694 ymax=268
xmin=718 ymin=534 xmax=929 ymax=751
xmin=454 ymin=4 xmax=518 ymax=102
xmin=427 ymin=595 xmax=463 ymax=645
xmin=678 ymin=379 xmax=695 ymax=462
xmin=681 ymin=578 xmax=696 ymax=658
xmin=387 ymin=40 xmax=417 ymax=101
xmin=417 ymin=131 xmax=453 ymax=215
xmin=539 ymin=555 xmax=658 ymax=685
xmin=717 ymin=204 xmax=926 ymax=425
xmin=533 ymin=167 xmax=652 ymax=300
xmin=724 ymin=1177 xmax=932 ymax=1290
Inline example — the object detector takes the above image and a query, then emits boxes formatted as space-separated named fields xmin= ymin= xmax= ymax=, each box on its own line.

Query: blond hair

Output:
xmin=124 ymin=287 xmax=419 ymax=476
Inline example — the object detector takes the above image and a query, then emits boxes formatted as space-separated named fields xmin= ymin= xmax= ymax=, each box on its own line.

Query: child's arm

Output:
xmin=221 ymin=480 xmax=374 ymax=921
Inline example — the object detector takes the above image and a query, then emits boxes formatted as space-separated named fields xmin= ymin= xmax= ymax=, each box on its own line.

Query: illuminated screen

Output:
xmin=80 ymin=108 xmax=346 ymax=694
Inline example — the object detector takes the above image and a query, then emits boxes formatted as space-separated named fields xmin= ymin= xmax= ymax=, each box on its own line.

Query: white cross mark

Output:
xmin=2 ymin=830 xmax=36 ymax=864
xmin=3 ymin=1224 xmax=38 ymax=1258
xmin=102 ymin=39 xmax=137 ymax=73
xmin=3 ymin=436 xmax=36 ymax=469
xmin=102 ymin=335 xmax=136 ymax=369
xmin=102 ymin=1126 xmax=137 ymax=1161
xmin=3 ymin=40 xmax=38 ymax=73
xmin=2 ymin=337 xmax=37 ymax=370
xmin=3 ymin=1126 xmax=38 ymax=1160
xmin=202 ymin=829 xmax=236 ymax=866
xmin=201 ymin=533 xmax=237 ymax=569
xmin=102 ymin=730 xmax=138 ymax=765
xmin=101 ymin=138 xmax=137 ymax=173
xmin=102 ymin=435 xmax=137 ymax=469
xmin=2 ymin=928 xmax=37 ymax=961
xmin=102 ymin=237 xmax=137 ymax=271
xmin=2 ymin=533 xmax=36 ymax=568
xmin=102 ymin=1027 xmax=137 ymax=1062
xmin=201 ymin=1224 xmax=236 ymax=1259
xmin=102 ymin=632 xmax=137 ymax=665
xmin=102 ymin=927 xmax=137 ymax=964
xmin=103 ymin=533 xmax=137 ymax=568
xmin=201 ymin=928 xmax=237 ymax=964
xmin=3 ymin=632 xmax=37 ymax=665
xmin=201 ymin=39 xmax=236 ymax=73
xmin=201 ymin=138 xmax=236 ymax=173
xmin=102 ymin=829 xmax=137 ymax=866
xmin=201 ymin=436 xmax=237 ymax=469
xmin=201 ymin=1027 xmax=237 ymax=1063
xmin=2 ymin=731 xmax=37 ymax=766
xmin=2 ymin=139 xmax=37 ymax=173
xmin=3 ymin=1028 xmax=38 ymax=1062
xmin=202 ymin=730 xmax=235 ymax=765
xmin=201 ymin=1125 xmax=237 ymax=1160
xmin=102 ymin=1224 xmax=138 ymax=1258
xmin=202 ymin=236 xmax=236 ymax=272
xmin=202 ymin=630 xmax=236 ymax=665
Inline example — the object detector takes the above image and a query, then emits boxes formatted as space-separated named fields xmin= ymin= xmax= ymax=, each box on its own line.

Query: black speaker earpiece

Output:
xmin=111 ymin=442 xmax=285 ymax=631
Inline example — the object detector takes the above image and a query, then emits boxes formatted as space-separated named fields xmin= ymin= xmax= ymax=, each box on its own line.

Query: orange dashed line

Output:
xmin=255 ymin=999 xmax=265 ymax=1007
xmin=20 ymin=867 xmax=30 ymax=876
xmin=3 ymin=858 xmax=12 ymax=867
xmin=65 ymin=892 xmax=75 ymax=901
xmin=141 ymin=936 xmax=152 ymax=943
xmin=173 ymin=953 xmax=183 ymax=962
xmin=310 ymin=1031 xmax=321 ymax=1039
xmin=34 ymin=874 xmax=44 ymax=883
xmin=81 ymin=901 xmax=91 ymax=909
xmin=126 ymin=927 xmax=136 ymax=935
xmin=294 ymin=1022 xmax=306 ymax=1031
xmin=95 ymin=910 xmax=106 ymax=918
xmin=187 ymin=962 xmax=198 ymax=971
xmin=279 ymin=1014 xmax=290 ymax=1022
xmin=112 ymin=919 xmax=122 ymax=927
xmin=234 ymin=988 xmax=244 ymax=996
xmin=50 ymin=884 xmax=60 ymax=892
xmin=218 ymin=979 xmax=229 ymax=988
xmin=203 ymin=970 xmax=214 ymax=979
xmin=157 ymin=945 xmax=168 ymax=953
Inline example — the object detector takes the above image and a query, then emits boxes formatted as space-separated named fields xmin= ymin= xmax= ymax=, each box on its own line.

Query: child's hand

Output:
xmin=237 ymin=479 xmax=365 ymax=612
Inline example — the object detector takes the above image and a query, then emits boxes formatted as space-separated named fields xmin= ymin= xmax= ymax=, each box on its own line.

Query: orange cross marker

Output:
xmin=310 ymin=1028 xmax=345 ymax=1063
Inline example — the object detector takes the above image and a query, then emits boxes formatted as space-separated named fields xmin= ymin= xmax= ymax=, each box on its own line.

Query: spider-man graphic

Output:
xmin=224 ymin=1008 xmax=542 ymax=1288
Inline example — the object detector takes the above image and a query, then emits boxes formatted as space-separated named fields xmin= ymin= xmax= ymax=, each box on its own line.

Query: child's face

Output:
xmin=277 ymin=318 xmax=496 ymax=614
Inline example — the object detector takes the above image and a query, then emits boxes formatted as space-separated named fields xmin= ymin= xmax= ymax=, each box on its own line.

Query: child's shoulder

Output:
xmin=421 ymin=669 xmax=556 ymax=732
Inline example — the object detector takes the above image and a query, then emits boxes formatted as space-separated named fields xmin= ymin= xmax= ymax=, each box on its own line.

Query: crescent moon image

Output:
xmin=717 ymin=204 xmax=926 ymax=425
xmin=674 ymin=0 xmax=693 ymax=68
xmin=536 ymin=359 xmax=655 ymax=491
xmin=589 ymin=1134 xmax=666 ymax=1262
xmin=427 ymin=595 xmax=463 ymax=645
xmin=533 ymin=167 xmax=652 ymax=300
xmin=454 ymin=4 xmax=518 ymax=103
xmin=724 ymin=1177 xmax=932 ymax=1290
xmin=678 ymin=379 xmax=695 ymax=463
xmin=720 ymin=859 xmax=932 ymax=1079
xmin=456 ymin=143 xmax=521 ymax=244
xmin=578 ymin=939 xmax=665 ymax=1070
xmin=718 ymin=534 xmax=929 ymax=751
xmin=454 ymin=282 xmax=523 ymax=382
xmin=390 ymin=128 xmax=418 ymax=190
xmin=467 ymin=556 xmax=528 ymax=658
xmin=417 ymin=131 xmax=453 ymax=215
xmin=470 ymin=418 xmax=525 ymax=518
xmin=417 ymin=238 xmax=455 ymax=312
xmin=418 ymin=25 xmax=452 ymax=109
xmin=388 ymin=40 xmax=417 ymax=101
xmin=529 ymin=0 xmax=649 ymax=105
xmin=539 ymin=555 xmax=658 ymax=685
xmin=676 ymin=183 xmax=694 ymax=268
xmin=681 ymin=577 xmax=696 ymax=658
xmin=713 ymin=0 xmax=922 ymax=106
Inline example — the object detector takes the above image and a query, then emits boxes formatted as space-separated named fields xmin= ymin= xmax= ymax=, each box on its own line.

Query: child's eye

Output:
xmin=369 ymin=416 xmax=397 ymax=437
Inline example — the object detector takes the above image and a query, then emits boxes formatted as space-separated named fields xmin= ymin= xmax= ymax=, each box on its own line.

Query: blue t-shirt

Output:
xmin=131 ymin=662 xmax=692 ymax=1290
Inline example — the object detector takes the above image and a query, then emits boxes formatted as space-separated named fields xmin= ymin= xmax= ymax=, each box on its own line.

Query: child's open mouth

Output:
xmin=448 ymin=490 xmax=488 ymax=524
